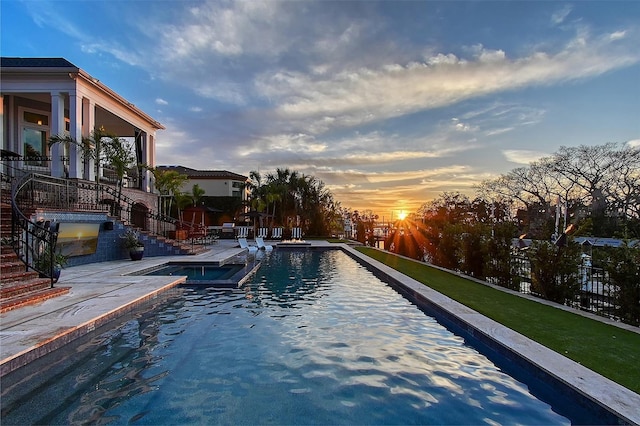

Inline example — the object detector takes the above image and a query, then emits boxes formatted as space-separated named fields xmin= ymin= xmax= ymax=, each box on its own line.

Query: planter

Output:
xmin=39 ymin=265 xmax=62 ymax=282
xmin=129 ymin=247 xmax=144 ymax=261
xmin=52 ymin=265 xmax=62 ymax=283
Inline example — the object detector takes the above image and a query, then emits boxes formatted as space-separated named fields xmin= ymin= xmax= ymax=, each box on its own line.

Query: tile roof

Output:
xmin=0 ymin=57 xmax=78 ymax=68
xmin=157 ymin=165 xmax=247 ymax=180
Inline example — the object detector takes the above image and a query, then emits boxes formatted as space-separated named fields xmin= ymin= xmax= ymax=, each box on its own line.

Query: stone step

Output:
xmin=0 ymin=277 xmax=53 ymax=299
xmin=0 ymin=260 xmax=26 ymax=275
xmin=0 ymin=286 xmax=71 ymax=313
xmin=0 ymin=269 xmax=41 ymax=284
xmin=1 ymin=246 xmax=17 ymax=256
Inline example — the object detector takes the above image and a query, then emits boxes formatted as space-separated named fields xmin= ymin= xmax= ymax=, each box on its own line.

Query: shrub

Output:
xmin=528 ymin=241 xmax=581 ymax=304
xmin=605 ymin=244 xmax=640 ymax=326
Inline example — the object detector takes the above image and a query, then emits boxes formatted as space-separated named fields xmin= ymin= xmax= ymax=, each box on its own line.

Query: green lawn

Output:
xmin=356 ymin=247 xmax=640 ymax=394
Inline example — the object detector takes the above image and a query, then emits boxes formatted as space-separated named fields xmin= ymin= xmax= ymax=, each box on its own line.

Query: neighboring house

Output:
xmin=156 ymin=165 xmax=249 ymax=200
xmin=0 ymin=57 xmax=164 ymax=193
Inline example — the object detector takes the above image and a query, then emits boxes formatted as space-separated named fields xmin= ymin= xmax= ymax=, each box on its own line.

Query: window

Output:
xmin=23 ymin=111 xmax=49 ymax=126
xmin=23 ymin=128 xmax=48 ymax=166
xmin=21 ymin=109 xmax=50 ymax=167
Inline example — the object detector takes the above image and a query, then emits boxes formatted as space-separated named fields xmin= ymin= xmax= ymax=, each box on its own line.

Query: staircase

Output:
xmin=0 ymin=194 xmax=70 ymax=313
xmin=0 ymin=170 xmax=207 ymax=313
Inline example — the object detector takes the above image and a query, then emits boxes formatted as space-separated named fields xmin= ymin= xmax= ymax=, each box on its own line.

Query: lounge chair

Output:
xmin=271 ymin=227 xmax=283 ymax=239
xmin=291 ymin=227 xmax=302 ymax=240
xmin=238 ymin=237 xmax=258 ymax=252
xmin=257 ymin=227 xmax=269 ymax=239
xmin=236 ymin=226 xmax=249 ymax=239
xmin=255 ymin=237 xmax=273 ymax=251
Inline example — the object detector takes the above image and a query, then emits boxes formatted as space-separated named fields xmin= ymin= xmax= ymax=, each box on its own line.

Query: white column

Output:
xmin=82 ymin=98 xmax=96 ymax=181
xmin=67 ymin=93 xmax=83 ymax=178
xmin=0 ymin=94 xmax=4 ymax=151
xmin=135 ymin=130 xmax=151 ymax=192
xmin=142 ymin=132 xmax=151 ymax=192
xmin=50 ymin=92 xmax=65 ymax=177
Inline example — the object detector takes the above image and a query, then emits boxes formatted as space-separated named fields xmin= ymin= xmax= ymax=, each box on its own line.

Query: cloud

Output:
xmin=26 ymin=1 xmax=85 ymax=39
xmin=609 ymin=30 xmax=627 ymax=41
xmin=255 ymin=35 xmax=639 ymax=134
xmin=551 ymin=5 xmax=573 ymax=25
xmin=450 ymin=118 xmax=478 ymax=133
xmin=322 ymin=165 xmax=492 ymax=215
xmin=502 ymin=150 xmax=547 ymax=164
xmin=21 ymin=0 xmax=637 ymax=219
xmin=627 ymin=139 xmax=640 ymax=148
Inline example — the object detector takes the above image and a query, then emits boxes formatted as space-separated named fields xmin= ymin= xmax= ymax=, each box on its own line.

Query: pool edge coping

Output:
xmin=2 ymin=242 xmax=637 ymax=424
xmin=0 ymin=278 xmax=185 ymax=377
xmin=340 ymin=243 xmax=640 ymax=426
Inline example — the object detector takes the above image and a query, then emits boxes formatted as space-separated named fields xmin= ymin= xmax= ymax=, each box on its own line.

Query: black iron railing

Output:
xmin=510 ymin=251 xmax=619 ymax=320
xmin=5 ymin=164 xmax=59 ymax=286
xmin=1 ymin=151 xmax=194 ymax=281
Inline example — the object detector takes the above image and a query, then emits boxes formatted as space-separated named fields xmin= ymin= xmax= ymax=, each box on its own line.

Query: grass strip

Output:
xmin=357 ymin=247 xmax=640 ymax=394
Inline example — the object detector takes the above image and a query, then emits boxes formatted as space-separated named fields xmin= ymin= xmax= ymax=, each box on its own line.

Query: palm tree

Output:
xmin=266 ymin=189 xmax=282 ymax=230
xmin=102 ymin=136 xmax=136 ymax=216
xmin=175 ymin=192 xmax=192 ymax=225
xmin=49 ymin=127 xmax=112 ymax=183
xmin=150 ymin=168 xmax=188 ymax=219
xmin=191 ymin=184 xmax=206 ymax=206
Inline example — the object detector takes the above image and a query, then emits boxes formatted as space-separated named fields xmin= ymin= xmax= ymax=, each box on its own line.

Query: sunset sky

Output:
xmin=3 ymin=0 xmax=639 ymax=220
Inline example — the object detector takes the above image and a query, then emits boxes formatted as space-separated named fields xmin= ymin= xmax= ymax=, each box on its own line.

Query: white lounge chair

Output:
xmin=271 ymin=227 xmax=283 ymax=239
xmin=291 ymin=227 xmax=302 ymax=240
xmin=238 ymin=237 xmax=258 ymax=252
xmin=255 ymin=237 xmax=273 ymax=251
xmin=236 ymin=226 xmax=249 ymax=239
xmin=257 ymin=227 xmax=269 ymax=239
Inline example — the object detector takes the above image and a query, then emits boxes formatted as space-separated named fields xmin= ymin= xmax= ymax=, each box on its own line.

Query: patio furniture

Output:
xmin=257 ymin=227 xmax=269 ymax=239
xmin=271 ymin=227 xmax=283 ymax=239
xmin=291 ymin=227 xmax=303 ymax=240
xmin=255 ymin=237 xmax=273 ymax=251
xmin=238 ymin=237 xmax=258 ymax=252
xmin=236 ymin=226 xmax=250 ymax=239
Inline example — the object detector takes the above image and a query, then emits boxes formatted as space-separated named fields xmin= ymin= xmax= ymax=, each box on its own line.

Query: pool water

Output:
xmin=139 ymin=262 xmax=248 ymax=286
xmin=2 ymin=250 xmax=595 ymax=424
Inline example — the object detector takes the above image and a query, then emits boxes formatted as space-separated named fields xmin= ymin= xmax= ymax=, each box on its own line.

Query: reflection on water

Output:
xmin=1 ymin=250 xmax=570 ymax=425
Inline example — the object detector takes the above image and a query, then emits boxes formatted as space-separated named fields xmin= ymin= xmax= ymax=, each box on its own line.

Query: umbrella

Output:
xmin=239 ymin=211 xmax=272 ymax=235
xmin=239 ymin=211 xmax=271 ymax=222
xmin=191 ymin=205 xmax=223 ymax=231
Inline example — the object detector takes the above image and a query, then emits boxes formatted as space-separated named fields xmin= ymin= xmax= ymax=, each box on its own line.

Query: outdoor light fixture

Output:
xmin=554 ymin=224 xmax=575 ymax=247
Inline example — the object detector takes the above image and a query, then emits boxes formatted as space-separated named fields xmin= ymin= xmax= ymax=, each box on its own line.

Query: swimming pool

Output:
xmin=0 ymin=250 xmax=615 ymax=424
xmin=135 ymin=261 xmax=259 ymax=287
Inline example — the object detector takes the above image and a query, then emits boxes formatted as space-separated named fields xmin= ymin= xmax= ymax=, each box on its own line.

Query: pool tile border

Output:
xmin=0 ymin=278 xmax=185 ymax=377
xmin=1 ymin=241 xmax=638 ymax=424
xmin=341 ymin=244 xmax=640 ymax=426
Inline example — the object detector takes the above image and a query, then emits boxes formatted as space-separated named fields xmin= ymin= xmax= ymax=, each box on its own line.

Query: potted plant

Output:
xmin=35 ymin=246 xmax=69 ymax=283
xmin=120 ymin=229 xmax=145 ymax=260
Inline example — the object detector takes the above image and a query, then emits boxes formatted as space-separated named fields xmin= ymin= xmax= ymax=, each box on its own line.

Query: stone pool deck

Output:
xmin=1 ymin=240 xmax=638 ymax=424
xmin=0 ymin=239 xmax=248 ymax=376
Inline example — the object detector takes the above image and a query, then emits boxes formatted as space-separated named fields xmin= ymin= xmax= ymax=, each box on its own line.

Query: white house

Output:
xmin=156 ymin=165 xmax=249 ymax=200
xmin=1 ymin=57 xmax=164 ymax=193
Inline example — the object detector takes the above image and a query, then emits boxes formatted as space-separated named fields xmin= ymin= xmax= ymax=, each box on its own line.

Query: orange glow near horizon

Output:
xmin=397 ymin=211 xmax=407 ymax=221
xmin=387 ymin=218 xmax=429 ymax=261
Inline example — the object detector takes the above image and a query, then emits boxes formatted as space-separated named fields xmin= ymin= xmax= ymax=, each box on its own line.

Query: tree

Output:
xmin=248 ymin=168 xmax=338 ymax=236
xmin=478 ymin=142 xmax=640 ymax=238
xmin=191 ymin=184 xmax=206 ymax=206
xmin=528 ymin=241 xmax=581 ymax=304
xmin=102 ymin=136 xmax=136 ymax=213
xmin=51 ymin=129 xmax=139 ymax=217
xmin=148 ymin=167 xmax=188 ymax=220
xmin=605 ymin=244 xmax=640 ymax=326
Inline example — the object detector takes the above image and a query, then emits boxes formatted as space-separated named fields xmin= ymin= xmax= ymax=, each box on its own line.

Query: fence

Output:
xmin=510 ymin=251 xmax=619 ymax=320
